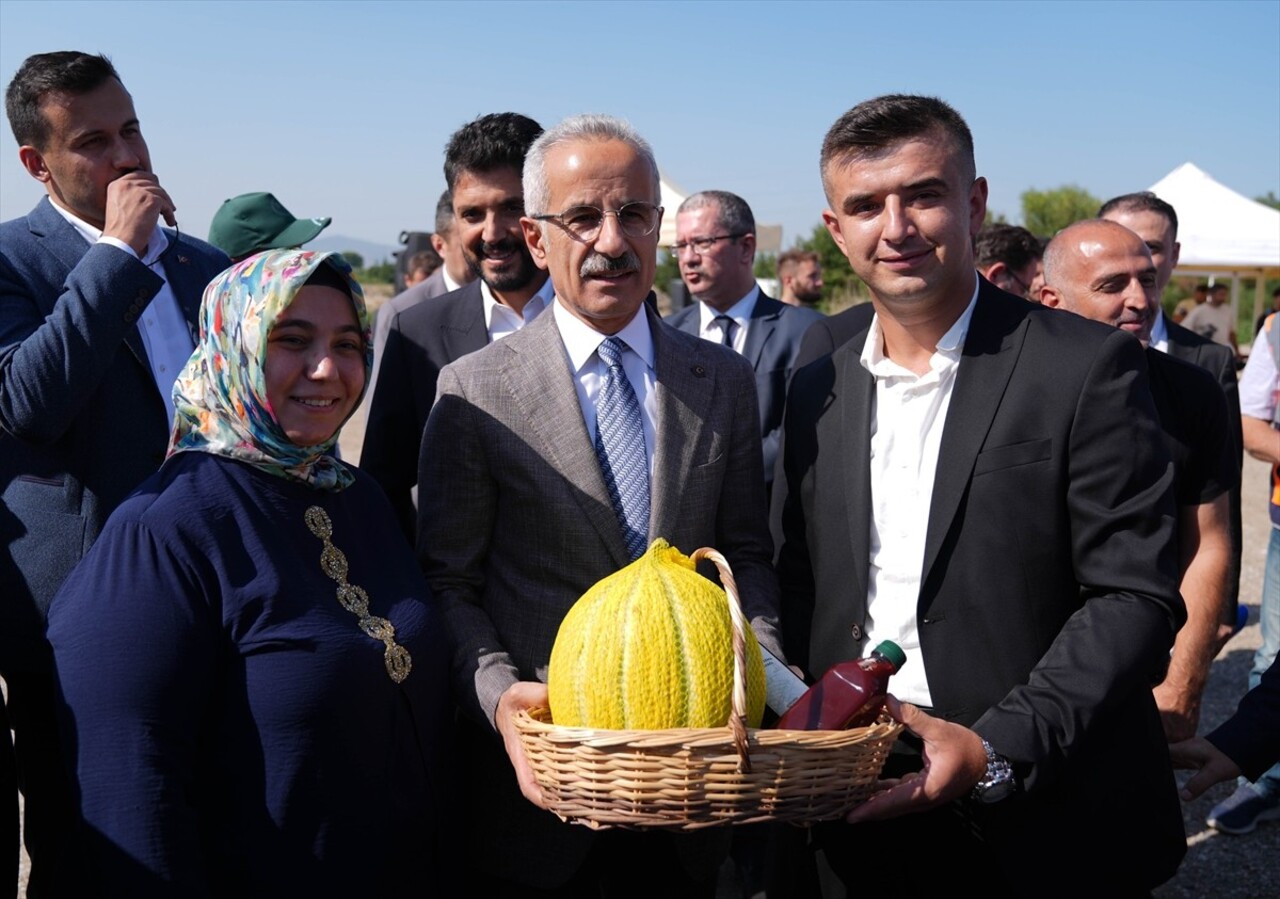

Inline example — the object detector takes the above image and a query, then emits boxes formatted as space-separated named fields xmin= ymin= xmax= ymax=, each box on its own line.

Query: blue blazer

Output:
xmin=665 ymin=290 xmax=823 ymax=488
xmin=0 ymin=197 xmax=228 ymax=670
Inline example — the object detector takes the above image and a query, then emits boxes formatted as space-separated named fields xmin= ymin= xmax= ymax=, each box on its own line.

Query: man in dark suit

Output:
xmin=419 ymin=114 xmax=782 ymax=896
xmin=664 ymin=190 xmax=822 ymax=495
xmin=1041 ymin=218 xmax=1236 ymax=744
xmin=1099 ymin=191 xmax=1244 ymax=640
xmin=0 ymin=51 xmax=228 ymax=895
xmin=772 ymin=95 xmax=1185 ymax=894
xmin=361 ymin=113 xmax=552 ymax=540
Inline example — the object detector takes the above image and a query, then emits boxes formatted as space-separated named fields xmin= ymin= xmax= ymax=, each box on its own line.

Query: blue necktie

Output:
xmin=714 ymin=314 xmax=737 ymax=349
xmin=594 ymin=336 xmax=650 ymax=560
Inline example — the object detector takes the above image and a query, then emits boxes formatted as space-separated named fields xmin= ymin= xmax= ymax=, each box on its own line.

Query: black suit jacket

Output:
xmin=360 ymin=280 xmax=488 ymax=538
xmin=773 ymin=279 xmax=1186 ymax=889
xmin=665 ymin=290 xmax=823 ymax=490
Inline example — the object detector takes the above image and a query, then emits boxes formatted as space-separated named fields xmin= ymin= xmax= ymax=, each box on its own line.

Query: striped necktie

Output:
xmin=593 ymin=336 xmax=650 ymax=560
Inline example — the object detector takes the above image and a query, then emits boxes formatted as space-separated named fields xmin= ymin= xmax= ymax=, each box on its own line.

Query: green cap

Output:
xmin=207 ymin=192 xmax=331 ymax=261
xmin=872 ymin=640 xmax=907 ymax=671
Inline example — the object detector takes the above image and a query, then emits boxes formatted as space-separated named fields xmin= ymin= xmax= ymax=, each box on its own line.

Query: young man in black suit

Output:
xmin=360 ymin=112 xmax=551 ymax=540
xmin=772 ymin=94 xmax=1186 ymax=894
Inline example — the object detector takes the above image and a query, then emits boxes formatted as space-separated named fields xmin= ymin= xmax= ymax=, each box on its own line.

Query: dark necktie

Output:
xmin=593 ymin=336 xmax=650 ymax=560
xmin=714 ymin=314 xmax=737 ymax=349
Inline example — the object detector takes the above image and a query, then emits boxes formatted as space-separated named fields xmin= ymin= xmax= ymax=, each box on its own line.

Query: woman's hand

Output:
xmin=495 ymin=681 xmax=550 ymax=808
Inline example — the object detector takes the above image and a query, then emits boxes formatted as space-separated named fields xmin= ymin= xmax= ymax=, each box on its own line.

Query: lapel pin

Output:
xmin=177 ymin=255 xmax=189 ymax=264
xmin=692 ymin=365 xmax=706 ymax=377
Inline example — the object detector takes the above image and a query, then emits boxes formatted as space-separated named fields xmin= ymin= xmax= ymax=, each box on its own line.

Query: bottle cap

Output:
xmin=873 ymin=640 xmax=907 ymax=671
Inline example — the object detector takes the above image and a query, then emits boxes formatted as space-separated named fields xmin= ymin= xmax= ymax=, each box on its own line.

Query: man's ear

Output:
xmin=1170 ymin=240 xmax=1181 ymax=270
xmin=1040 ymin=285 xmax=1063 ymax=308
xmin=18 ymin=145 xmax=51 ymax=183
xmin=821 ymin=209 xmax=849 ymax=258
xmin=520 ymin=217 xmax=550 ymax=271
xmin=430 ymin=232 xmax=447 ymax=256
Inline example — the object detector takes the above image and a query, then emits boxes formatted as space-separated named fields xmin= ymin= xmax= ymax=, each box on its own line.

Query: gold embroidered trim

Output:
xmin=305 ymin=505 xmax=412 ymax=683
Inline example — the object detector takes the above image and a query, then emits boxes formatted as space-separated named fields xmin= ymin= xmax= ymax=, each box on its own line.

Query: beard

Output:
xmin=465 ymin=237 xmax=539 ymax=293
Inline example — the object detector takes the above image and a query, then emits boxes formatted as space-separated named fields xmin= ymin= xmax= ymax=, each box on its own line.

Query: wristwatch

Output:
xmin=970 ymin=738 xmax=1017 ymax=804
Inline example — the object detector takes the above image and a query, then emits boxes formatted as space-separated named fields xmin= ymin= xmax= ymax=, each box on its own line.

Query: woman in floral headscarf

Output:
xmin=48 ymin=250 xmax=453 ymax=896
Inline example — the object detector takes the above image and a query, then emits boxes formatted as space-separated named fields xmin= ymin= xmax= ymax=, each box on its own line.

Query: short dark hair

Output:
xmin=1196 ymin=283 xmax=1210 ymax=292
xmin=5 ymin=51 xmax=122 ymax=149
xmin=777 ymin=248 xmax=820 ymax=278
xmin=974 ymin=224 xmax=1042 ymax=272
xmin=677 ymin=190 xmax=755 ymax=237
xmin=1210 ymin=283 xmax=1228 ymax=295
xmin=442 ymin=112 xmax=543 ymax=192
xmin=406 ymin=248 xmax=441 ymax=279
xmin=433 ymin=189 xmax=454 ymax=235
xmin=1097 ymin=191 xmax=1179 ymax=239
xmin=821 ymin=94 xmax=975 ymax=198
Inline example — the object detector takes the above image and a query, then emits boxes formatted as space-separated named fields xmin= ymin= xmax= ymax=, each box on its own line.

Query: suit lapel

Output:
xmin=741 ymin=291 xmax=781 ymax=369
xmin=649 ymin=308 xmax=717 ymax=541
xmin=30 ymin=199 xmax=157 ymax=369
xmin=836 ymin=332 xmax=875 ymax=613
xmin=920 ymin=281 xmax=1028 ymax=584
xmin=442 ymin=282 xmax=489 ymax=359
xmin=503 ymin=311 xmax=632 ymax=568
xmin=160 ymin=233 xmax=208 ymax=344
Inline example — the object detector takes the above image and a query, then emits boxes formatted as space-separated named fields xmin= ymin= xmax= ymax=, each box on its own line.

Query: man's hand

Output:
xmin=1168 ymin=736 xmax=1242 ymax=800
xmin=103 ymin=171 xmax=176 ymax=255
xmin=845 ymin=695 xmax=988 ymax=823
xmin=495 ymin=681 xmax=550 ymax=809
xmin=1154 ymin=681 xmax=1202 ymax=744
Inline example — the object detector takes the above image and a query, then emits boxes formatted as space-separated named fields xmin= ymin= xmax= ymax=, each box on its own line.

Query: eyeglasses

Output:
xmin=1000 ymin=267 xmax=1033 ymax=300
xmin=671 ymin=234 xmax=746 ymax=255
xmin=531 ymin=202 xmax=662 ymax=241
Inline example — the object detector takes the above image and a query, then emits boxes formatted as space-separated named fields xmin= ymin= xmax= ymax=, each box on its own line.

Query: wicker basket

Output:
xmin=514 ymin=546 xmax=903 ymax=830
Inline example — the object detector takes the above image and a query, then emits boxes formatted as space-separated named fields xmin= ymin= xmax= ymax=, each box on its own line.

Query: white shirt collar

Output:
xmin=861 ymin=276 xmax=980 ymax=380
xmin=48 ymin=199 xmax=169 ymax=265
xmin=1149 ymin=308 xmax=1169 ymax=353
xmin=480 ymin=274 xmax=554 ymax=337
xmin=554 ymin=300 xmax=655 ymax=375
xmin=697 ymin=284 xmax=759 ymax=332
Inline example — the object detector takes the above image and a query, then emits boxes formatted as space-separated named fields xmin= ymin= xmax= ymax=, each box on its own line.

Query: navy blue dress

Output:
xmin=47 ymin=452 xmax=453 ymax=897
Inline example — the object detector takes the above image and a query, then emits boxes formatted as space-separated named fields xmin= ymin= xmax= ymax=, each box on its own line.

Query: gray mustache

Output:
xmin=580 ymin=251 xmax=641 ymax=278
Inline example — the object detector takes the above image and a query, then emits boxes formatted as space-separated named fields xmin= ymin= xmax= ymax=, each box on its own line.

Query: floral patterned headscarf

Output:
xmin=168 ymin=249 xmax=371 ymax=491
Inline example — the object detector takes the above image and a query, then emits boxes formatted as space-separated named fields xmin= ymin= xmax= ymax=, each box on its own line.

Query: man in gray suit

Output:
xmin=418 ymin=114 xmax=782 ymax=896
xmin=664 ymin=191 xmax=822 ymax=496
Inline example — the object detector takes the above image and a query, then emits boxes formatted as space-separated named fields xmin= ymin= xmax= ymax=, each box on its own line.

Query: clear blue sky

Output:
xmin=1 ymin=0 xmax=1277 ymax=259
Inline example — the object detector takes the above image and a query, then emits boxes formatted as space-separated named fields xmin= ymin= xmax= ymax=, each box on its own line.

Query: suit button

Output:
xmin=850 ymin=624 xmax=863 ymax=640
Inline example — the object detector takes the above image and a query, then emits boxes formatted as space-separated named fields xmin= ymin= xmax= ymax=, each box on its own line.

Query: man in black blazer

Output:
xmin=1100 ymin=191 xmax=1244 ymax=637
xmin=360 ymin=113 xmax=552 ymax=540
xmin=664 ymin=190 xmax=822 ymax=495
xmin=772 ymin=95 xmax=1185 ymax=894
xmin=1041 ymin=218 xmax=1236 ymax=745
xmin=1 ymin=51 xmax=228 ymax=895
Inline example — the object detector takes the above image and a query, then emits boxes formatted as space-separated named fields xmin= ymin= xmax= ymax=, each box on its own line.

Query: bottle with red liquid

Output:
xmin=775 ymin=640 xmax=907 ymax=730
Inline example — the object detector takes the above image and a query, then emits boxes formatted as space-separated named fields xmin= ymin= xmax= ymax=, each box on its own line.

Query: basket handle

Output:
xmin=690 ymin=546 xmax=751 ymax=773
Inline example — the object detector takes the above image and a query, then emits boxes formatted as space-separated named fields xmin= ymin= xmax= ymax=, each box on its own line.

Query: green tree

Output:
xmin=341 ymin=250 xmax=365 ymax=270
xmin=357 ymin=259 xmax=395 ymax=284
xmin=654 ymin=249 xmax=680 ymax=295
xmin=753 ymin=252 xmax=777 ymax=281
xmin=1256 ymin=191 xmax=1280 ymax=211
xmin=1020 ymin=185 xmax=1101 ymax=238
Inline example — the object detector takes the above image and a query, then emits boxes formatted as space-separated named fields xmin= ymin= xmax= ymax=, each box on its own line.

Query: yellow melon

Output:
xmin=547 ymin=539 xmax=766 ymax=729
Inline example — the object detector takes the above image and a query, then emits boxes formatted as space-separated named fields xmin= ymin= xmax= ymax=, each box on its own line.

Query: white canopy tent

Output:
xmin=1146 ymin=162 xmax=1280 ymax=337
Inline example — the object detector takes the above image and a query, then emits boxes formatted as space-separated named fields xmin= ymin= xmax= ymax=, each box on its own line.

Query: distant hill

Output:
xmin=308 ymin=234 xmax=400 ymax=265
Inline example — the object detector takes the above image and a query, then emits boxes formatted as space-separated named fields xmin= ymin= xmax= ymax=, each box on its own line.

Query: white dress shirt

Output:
xmin=482 ymin=276 xmax=554 ymax=342
xmin=553 ymin=301 xmax=657 ymax=478
xmin=695 ymin=286 xmax=759 ymax=354
xmin=50 ymin=202 xmax=193 ymax=429
xmin=861 ymin=280 xmax=980 ymax=707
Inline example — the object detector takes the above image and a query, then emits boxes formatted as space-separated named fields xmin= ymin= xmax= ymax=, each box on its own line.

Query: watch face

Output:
xmin=978 ymin=777 xmax=1016 ymax=804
